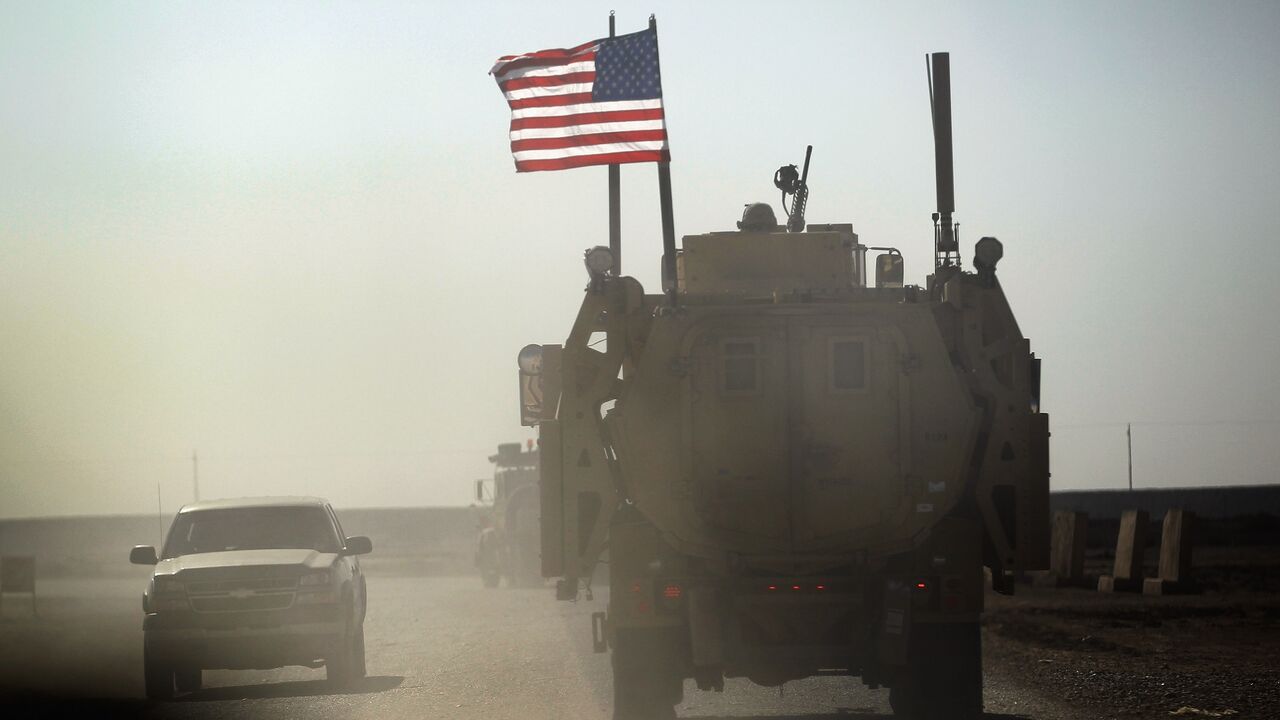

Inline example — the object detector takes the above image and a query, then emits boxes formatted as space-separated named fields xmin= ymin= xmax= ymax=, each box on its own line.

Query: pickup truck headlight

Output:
xmin=153 ymin=577 xmax=184 ymax=595
xmin=150 ymin=577 xmax=186 ymax=612
xmin=297 ymin=570 xmax=337 ymax=604
xmin=299 ymin=571 xmax=331 ymax=587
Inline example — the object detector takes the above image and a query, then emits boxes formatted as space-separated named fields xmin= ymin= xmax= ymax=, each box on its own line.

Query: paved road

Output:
xmin=3 ymin=574 xmax=1071 ymax=719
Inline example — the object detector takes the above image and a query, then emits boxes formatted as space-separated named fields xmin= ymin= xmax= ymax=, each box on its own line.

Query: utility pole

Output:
xmin=192 ymin=450 xmax=200 ymax=502
xmin=157 ymin=482 xmax=164 ymax=547
xmin=1126 ymin=423 xmax=1133 ymax=492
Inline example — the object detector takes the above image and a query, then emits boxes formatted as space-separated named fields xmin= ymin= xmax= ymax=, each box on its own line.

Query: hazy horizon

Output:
xmin=4 ymin=0 xmax=1279 ymax=519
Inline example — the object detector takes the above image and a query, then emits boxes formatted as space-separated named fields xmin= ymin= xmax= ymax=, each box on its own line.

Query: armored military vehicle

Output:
xmin=474 ymin=442 xmax=542 ymax=588
xmin=517 ymin=53 xmax=1049 ymax=719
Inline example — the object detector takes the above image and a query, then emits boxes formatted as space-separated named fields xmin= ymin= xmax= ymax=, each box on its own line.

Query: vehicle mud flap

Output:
xmin=592 ymin=611 xmax=608 ymax=653
xmin=688 ymin=587 xmax=723 ymax=667
xmin=611 ymin=628 xmax=684 ymax=720
xmin=877 ymin=579 xmax=911 ymax=667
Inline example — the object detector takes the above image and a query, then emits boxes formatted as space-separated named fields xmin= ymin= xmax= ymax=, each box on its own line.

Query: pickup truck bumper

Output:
xmin=144 ymin=607 xmax=346 ymax=670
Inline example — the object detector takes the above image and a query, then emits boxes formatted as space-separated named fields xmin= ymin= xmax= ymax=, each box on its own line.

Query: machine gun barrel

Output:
xmin=787 ymin=144 xmax=814 ymax=233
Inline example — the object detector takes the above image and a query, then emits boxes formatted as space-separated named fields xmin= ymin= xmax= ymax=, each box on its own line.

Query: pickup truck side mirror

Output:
xmin=130 ymin=545 xmax=158 ymax=565
xmin=342 ymin=536 xmax=373 ymax=556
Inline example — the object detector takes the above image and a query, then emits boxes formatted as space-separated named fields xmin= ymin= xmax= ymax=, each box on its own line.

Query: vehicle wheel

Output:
xmin=326 ymin=628 xmax=354 ymax=686
xmin=611 ymin=629 xmax=682 ymax=720
xmin=351 ymin=622 xmax=367 ymax=679
xmin=891 ymin=622 xmax=982 ymax=719
xmin=174 ymin=666 xmax=202 ymax=694
xmin=143 ymin=643 xmax=175 ymax=700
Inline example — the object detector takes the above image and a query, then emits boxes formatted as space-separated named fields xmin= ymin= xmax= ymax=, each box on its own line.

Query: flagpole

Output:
xmin=608 ymin=11 xmax=621 ymax=276
xmin=650 ymin=14 xmax=677 ymax=305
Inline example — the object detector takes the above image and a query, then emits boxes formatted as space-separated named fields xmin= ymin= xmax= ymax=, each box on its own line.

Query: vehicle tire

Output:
xmin=174 ymin=666 xmax=202 ymax=694
xmin=611 ymin=629 xmax=682 ymax=720
xmin=143 ymin=643 xmax=175 ymax=701
xmin=351 ymin=622 xmax=367 ymax=679
xmin=891 ymin=622 xmax=982 ymax=720
xmin=326 ymin=627 xmax=354 ymax=686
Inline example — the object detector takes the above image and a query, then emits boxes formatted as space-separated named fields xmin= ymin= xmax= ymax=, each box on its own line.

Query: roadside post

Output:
xmin=0 ymin=555 xmax=38 ymax=617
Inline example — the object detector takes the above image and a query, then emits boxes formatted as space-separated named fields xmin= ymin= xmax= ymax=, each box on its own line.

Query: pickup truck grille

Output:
xmin=190 ymin=593 xmax=295 ymax=613
xmin=186 ymin=576 xmax=297 ymax=594
xmin=185 ymin=574 xmax=299 ymax=614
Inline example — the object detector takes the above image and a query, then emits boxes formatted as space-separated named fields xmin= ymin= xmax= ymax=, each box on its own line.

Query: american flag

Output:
xmin=490 ymin=28 xmax=669 ymax=173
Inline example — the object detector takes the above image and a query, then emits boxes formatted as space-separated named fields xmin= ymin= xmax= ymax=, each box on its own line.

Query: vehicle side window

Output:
xmin=326 ymin=505 xmax=346 ymax=544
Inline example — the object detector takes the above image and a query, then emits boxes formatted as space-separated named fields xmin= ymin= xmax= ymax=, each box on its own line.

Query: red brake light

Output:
xmin=662 ymin=584 xmax=682 ymax=600
xmin=815 ymin=584 xmax=826 ymax=591
xmin=915 ymin=580 xmax=928 ymax=591
xmin=792 ymin=585 xmax=801 ymax=591
xmin=767 ymin=585 xmax=778 ymax=591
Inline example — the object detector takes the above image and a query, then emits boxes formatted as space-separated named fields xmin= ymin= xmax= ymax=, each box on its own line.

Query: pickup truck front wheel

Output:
xmin=326 ymin=621 xmax=367 ymax=686
xmin=143 ymin=642 xmax=174 ymax=700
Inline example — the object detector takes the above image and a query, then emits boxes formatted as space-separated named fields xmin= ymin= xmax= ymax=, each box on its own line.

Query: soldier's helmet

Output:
xmin=737 ymin=202 xmax=778 ymax=231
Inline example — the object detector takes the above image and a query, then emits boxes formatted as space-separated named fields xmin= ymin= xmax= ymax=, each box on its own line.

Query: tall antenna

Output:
xmin=927 ymin=52 xmax=960 ymax=269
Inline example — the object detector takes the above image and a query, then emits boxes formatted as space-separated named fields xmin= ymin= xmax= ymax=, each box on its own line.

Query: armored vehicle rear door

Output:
xmin=687 ymin=318 xmax=792 ymax=544
xmin=788 ymin=316 xmax=909 ymax=546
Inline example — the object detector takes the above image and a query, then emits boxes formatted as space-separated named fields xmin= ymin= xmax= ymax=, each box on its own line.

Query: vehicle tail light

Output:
xmin=662 ymin=584 xmax=682 ymax=600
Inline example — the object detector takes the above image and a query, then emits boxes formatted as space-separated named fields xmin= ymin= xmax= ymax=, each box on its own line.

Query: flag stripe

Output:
xmin=507 ymin=92 xmax=596 ymax=110
xmin=491 ymin=43 xmax=599 ymax=79
xmin=511 ymin=98 xmax=661 ymax=119
xmin=503 ymin=82 xmax=595 ymax=101
xmin=508 ymin=119 xmax=667 ymax=141
xmin=494 ymin=59 xmax=595 ymax=84
xmin=511 ymin=129 xmax=667 ymax=152
xmin=516 ymin=150 xmax=670 ymax=173
xmin=500 ymin=71 xmax=596 ymax=93
xmin=510 ymin=107 xmax=665 ymax=131
xmin=513 ymin=140 xmax=668 ymax=162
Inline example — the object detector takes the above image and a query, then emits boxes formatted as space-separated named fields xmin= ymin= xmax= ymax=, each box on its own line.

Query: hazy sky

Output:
xmin=3 ymin=1 xmax=1279 ymax=518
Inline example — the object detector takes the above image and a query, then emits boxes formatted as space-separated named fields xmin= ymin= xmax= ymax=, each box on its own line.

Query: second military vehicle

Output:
xmin=474 ymin=441 xmax=543 ymax=588
xmin=129 ymin=496 xmax=372 ymax=699
xmin=517 ymin=53 xmax=1049 ymax=719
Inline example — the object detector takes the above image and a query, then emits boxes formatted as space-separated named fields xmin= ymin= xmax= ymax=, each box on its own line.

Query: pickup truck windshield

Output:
xmin=163 ymin=506 xmax=341 ymax=558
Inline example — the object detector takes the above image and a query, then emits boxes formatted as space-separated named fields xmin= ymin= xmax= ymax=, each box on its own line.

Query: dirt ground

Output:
xmin=985 ymin=545 xmax=1280 ymax=719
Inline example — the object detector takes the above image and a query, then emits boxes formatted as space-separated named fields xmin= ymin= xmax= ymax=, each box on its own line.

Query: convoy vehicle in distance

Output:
xmin=474 ymin=441 xmax=542 ymax=587
xmin=517 ymin=52 xmax=1049 ymax=719
xmin=129 ymin=496 xmax=372 ymax=699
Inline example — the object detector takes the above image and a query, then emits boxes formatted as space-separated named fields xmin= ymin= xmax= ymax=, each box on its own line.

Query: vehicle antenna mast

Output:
xmin=928 ymin=53 xmax=960 ymax=269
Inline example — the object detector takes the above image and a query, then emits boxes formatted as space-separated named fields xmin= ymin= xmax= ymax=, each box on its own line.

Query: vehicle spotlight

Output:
xmin=583 ymin=245 xmax=614 ymax=278
xmin=517 ymin=344 xmax=543 ymax=375
xmin=973 ymin=236 xmax=1003 ymax=272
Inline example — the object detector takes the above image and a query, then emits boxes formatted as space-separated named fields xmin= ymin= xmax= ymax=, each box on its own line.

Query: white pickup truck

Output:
xmin=130 ymin=496 xmax=372 ymax=699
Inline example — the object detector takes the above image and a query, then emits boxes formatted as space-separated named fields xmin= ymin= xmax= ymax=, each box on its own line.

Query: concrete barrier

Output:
xmin=1098 ymin=510 xmax=1148 ymax=593
xmin=1144 ymin=509 xmax=1198 ymax=595
xmin=1036 ymin=510 xmax=1089 ymax=587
